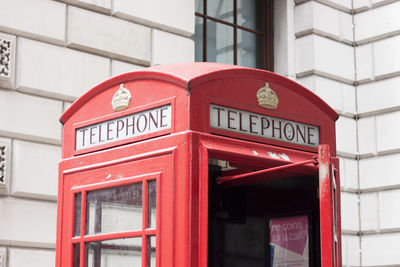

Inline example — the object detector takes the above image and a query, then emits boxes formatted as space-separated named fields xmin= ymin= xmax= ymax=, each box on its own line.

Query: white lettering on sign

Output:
xmin=76 ymin=104 xmax=171 ymax=151
xmin=210 ymin=104 xmax=319 ymax=147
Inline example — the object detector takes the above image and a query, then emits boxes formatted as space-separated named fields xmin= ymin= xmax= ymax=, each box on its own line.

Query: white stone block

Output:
xmin=341 ymin=192 xmax=359 ymax=233
xmin=0 ymin=90 xmax=62 ymax=144
xmin=296 ymin=76 xmax=315 ymax=92
xmin=357 ymin=116 xmax=376 ymax=157
xmin=113 ymin=0 xmax=194 ymax=37
xmin=0 ymin=0 xmax=66 ymax=45
xmin=379 ymin=189 xmax=400 ymax=230
xmin=359 ymin=154 xmax=400 ymax=191
xmin=305 ymin=76 xmax=355 ymax=115
xmin=362 ymin=233 xmax=400 ymax=266
xmin=111 ymin=60 xmax=145 ymax=77
xmin=0 ymin=247 xmax=6 ymax=267
xmin=338 ymin=11 xmax=354 ymax=44
xmin=358 ymin=77 xmax=400 ymax=115
xmin=374 ymin=35 xmax=400 ymax=79
xmin=313 ymin=76 xmax=343 ymax=112
xmin=62 ymin=0 xmax=111 ymax=14
xmin=360 ymin=192 xmax=378 ymax=232
xmin=305 ymin=0 xmax=352 ymax=12
xmin=371 ymin=0 xmax=396 ymax=7
xmin=356 ymin=44 xmax=374 ymax=83
xmin=151 ymin=30 xmax=194 ymax=65
xmin=274 ymin=0 xmax=296 ymax=78
xmin=11 ymin=140 xmax=60 ymax=200
xmin=63 ymin=102 xmax=73 ymax=113
xmin=296 ymin=35 xmax=354 ymax=83
xmin=353 ymin=0 xmax=372 ymax=12
xmin=339 ymin=157 xmax=358 ymax=192
xmin=355 ymin=1 xmax=400 ymax=44
xmin=0 ymin=137 xmax=11 ymax=195
xmin=336 ymin=116 xmax=357 ymax=156
xmin=295 ymin=2 xmax=352 ymax=43
xmin=9 ymin=248 xmax=55 ymax=267
xmin=376 ymin=111 xmax=400 ymax=153
xmin=341 ymin=234 xmax=360 ymax=266
xmin=0 ymin=32 xmax=16 ymax=89
xmin=17 ymin=38 xmax=110 ymax=101
xmin=294 ymin=2 xmax=315 ymax=36
xmin=0 ymin=198 xmax=56 ymax=247
xmin=341 ymin=83 xmax=356 ymax=116
xmin=67 ymin=6 xmax=151 ymax=65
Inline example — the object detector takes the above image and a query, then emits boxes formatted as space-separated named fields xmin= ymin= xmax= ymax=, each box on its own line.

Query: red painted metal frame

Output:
xmin=58 ymin=63 xmax=342 ymax=267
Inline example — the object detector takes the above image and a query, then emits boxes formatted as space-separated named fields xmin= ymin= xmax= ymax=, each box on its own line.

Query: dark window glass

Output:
xmin=73 ymin=243 xmax=80 ymax=267
xmin=147 ymin=236 xmax=156 ymax=267
xmin=148 ymin=180 xmax=157 ymax=229
xmin=74 ymin=193 xmax=82 ymax=237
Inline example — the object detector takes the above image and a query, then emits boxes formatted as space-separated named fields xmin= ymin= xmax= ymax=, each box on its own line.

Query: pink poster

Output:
xmin=269 ymin=215 xmax=309 ymax=267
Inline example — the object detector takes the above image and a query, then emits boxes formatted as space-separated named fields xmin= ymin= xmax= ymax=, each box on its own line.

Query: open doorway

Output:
xmin=208 ymin=160 xmax=321 ymax=267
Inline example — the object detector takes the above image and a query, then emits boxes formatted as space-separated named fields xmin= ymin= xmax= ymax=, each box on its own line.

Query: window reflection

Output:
xmin=86 ymin=237 xmax=142 ymax=267
xmin=86 ymin=183 xmax=143 ymax=235
xmin=237 ymin=30 xmax=264 ymax=69
xmin=237 ymin=0 xmax=264 ymax=31
xmin=207 ymin=0 xmax=234 ymax=23
xmin=207 ymin=20 xmax=234 ymax=64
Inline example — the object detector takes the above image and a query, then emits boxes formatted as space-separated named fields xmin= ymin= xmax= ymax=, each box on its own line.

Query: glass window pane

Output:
xmin=207 ymin=21 xmax=234 ymax=64
xmin=237 ymin=30 xmax=264 ymax=69
xmin=86 ymin=183 xmax=142 ymax=235
xmin=193 ymin=16 xmax=204 ymax=62
xmin=73 ymin=243 xmax=80 ymax=267
xmin=195 ymin=0 xmax=203 ymax=13
xmin=86 ymin=237 xmax=142 ymax=267
xmin=237 ymin=0 xmax=264 ymax=31
xmin=147 ymin=236 xmax=156 ymax=267
xmin=148 ymin=180 xmax=157 ymax=229
xmin=207 ymin=0 xmax=234 ymax=23
xmin=74 ymin=193 xmax=82 ymax=237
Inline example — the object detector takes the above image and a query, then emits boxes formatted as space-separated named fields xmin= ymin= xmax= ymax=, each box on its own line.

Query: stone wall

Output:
xmin=1 ymin=0 xmax=399 ymax=266
xmin=0 ymin=0 xmax=194 ymax=266
xmin=284 ymin=0 xmax=400 ymax=265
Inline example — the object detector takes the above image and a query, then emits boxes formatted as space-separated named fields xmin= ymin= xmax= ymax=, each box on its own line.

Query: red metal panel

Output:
xmin=319 ymin=144 xmax=341 ymax=267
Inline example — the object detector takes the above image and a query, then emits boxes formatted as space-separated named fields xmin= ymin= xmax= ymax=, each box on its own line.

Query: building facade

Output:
xmin=0 ymin=0 xmax=399 ymax=266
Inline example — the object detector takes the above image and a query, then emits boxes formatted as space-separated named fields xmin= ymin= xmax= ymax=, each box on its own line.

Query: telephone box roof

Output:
xmin=60 ymin=62 xmax=338 ymax=124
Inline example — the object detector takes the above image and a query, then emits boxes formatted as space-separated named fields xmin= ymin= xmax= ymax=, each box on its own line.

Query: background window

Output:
xmin=193 ymin=0 xmax=273 ymax=70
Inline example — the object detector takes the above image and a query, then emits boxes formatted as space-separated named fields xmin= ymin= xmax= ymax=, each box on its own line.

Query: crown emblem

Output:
xmin=256 ymin=82 xmax=279 ymax=109
xmin=112 ymin=84 xmax=132 ymax=111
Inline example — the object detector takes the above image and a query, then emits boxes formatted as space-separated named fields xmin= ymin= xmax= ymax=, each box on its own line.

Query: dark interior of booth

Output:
xmin=208 ymin=161 xmax=321 ymax=267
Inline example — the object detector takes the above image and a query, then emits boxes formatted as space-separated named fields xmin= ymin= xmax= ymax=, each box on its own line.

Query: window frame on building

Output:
xmin=194 ymin=0 xmax=274 ymax=70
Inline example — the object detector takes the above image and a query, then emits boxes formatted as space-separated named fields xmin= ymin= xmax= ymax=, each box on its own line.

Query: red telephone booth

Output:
xmin=56 ymin=63 xmax=341 ymax=267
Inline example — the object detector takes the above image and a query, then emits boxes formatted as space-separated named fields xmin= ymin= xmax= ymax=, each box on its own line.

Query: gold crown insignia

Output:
xmin=112 ymin=84 xmax=132 ymax=111
xmin=256 ymin=82 xmax=279 ymax=109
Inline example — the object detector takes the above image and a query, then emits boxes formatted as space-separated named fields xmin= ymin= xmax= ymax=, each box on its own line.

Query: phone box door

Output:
xmin=57 ymin=150 xmax=174 ymax=267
